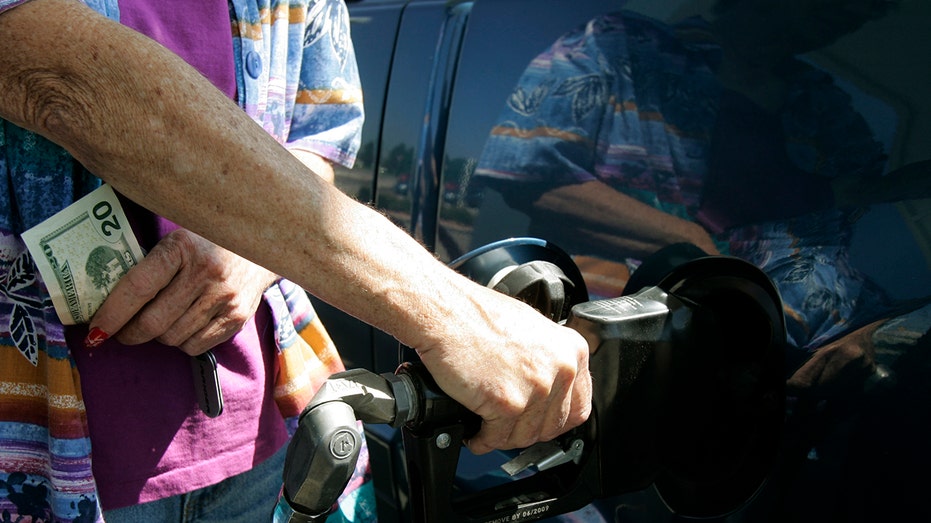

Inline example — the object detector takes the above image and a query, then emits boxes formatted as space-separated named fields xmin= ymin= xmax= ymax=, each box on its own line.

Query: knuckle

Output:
xmin=176 ymin=339 xmax=204 ymax=357
xmin=496 ymin=396 xmax=525 ymax=419
xmin=212 ymin=318 xmax=243 ymax=343
xmin=157 ymin=332 xmax=184 ymax=348
xmin=527 ymin=378 xmax=552 ymax=403
xmin=130 ymin=314 xmax=164 ymax=343
xmin=219 ymin=292 xmax=246 ymax=318
xmin=569 ymin=402 xmax=592 ymax=427
xmin=155 ymin=232 xmax=190 ymax=266
xmin=120 ymin=267 xmax=160 ymax=297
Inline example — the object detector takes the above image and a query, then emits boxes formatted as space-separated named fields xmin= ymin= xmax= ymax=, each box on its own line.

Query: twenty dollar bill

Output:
xmin=22 ymin=184 xmax=145 ymax=325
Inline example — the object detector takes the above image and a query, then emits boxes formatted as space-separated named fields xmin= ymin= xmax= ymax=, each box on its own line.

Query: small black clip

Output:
xmin=191 ymin=350 xmax=224 ymax=417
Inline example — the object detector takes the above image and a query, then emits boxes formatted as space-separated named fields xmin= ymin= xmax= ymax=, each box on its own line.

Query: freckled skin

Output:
xmin=0 ymin=0 xmax=592 ymax=453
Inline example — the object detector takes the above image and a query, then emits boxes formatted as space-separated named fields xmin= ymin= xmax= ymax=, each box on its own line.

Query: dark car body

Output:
xmin=317 ymin=0 xmax=931 ymax=521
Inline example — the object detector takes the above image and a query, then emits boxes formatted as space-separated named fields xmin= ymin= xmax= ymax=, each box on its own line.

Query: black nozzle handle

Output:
xmin=277 ymin=369 xmax=421 ymax=521
xmin=280 ymin=400 xmax=360 ymax=518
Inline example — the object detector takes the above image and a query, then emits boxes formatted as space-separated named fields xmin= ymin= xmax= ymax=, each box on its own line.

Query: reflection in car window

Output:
xmin=336 ymin=0 xmax=931 ymax=521
xmin=472 ymin=0 xmax=928 ymax=360
xmin=462 ymin=3 xmax=931 ymax=517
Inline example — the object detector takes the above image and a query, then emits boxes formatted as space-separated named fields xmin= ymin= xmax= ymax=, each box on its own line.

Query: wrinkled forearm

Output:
xmin=0 ymin=0 xmax=468 ymax=349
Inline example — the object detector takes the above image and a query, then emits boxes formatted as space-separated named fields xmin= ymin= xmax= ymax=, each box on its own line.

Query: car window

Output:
xmin=344 ymin=1 xmax=931 ymax=520
xmin=441 ymin=0 xmax=930 ymax=349
xmin=441 ymin=3 xmax=931 ymax=516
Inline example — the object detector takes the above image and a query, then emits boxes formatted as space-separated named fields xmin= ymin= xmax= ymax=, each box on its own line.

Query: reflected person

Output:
xmin=474 ymin=0 xmax=930 ymax=398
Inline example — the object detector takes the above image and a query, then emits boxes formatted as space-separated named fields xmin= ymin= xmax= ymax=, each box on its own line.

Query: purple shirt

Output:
xmin=120 ymin=0 xmax=236 ymax=99
xmin=70 ymin=1 xmax=286 ymax=510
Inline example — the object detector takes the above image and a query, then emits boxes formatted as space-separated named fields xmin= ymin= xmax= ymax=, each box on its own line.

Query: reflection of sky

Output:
xmin=362 ymin=5 xmax=441 ymax=167
xmin=444 ymin=0 xmax=614 ymax=161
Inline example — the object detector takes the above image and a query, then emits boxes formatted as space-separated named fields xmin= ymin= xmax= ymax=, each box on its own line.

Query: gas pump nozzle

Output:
xmin=274 ymin=369 xmax=419 ymax=522
xmin=275 ymin=239 xmax=786 ymax=523
xmin=274 ymin=363 xmax=481 ymax=522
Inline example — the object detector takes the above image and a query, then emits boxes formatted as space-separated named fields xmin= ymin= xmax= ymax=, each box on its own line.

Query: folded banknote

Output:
xmin=22 ymin=184 xmax=144 ymax=325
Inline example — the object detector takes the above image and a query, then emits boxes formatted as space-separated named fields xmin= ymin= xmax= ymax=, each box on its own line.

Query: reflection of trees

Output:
xmin=442 ymin=156 xmax=482 ymax=209
xmin=444 ymin=156 xmax=470 ymax=187
xmin=356 ymin=141 xmax=375 ymax=168
xmin=374 ymin=143 xmax=415 ymax=232
xmin=437 ymin=155 xmax=481 ymax=262
xmin=383 ymin=143 xmax=414 ymax=176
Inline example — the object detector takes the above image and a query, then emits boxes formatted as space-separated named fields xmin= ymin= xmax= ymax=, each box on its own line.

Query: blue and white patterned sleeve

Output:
xmin=287 ymin=0 xmax=364 ymax=168
xmin=473 ymin=15 xmax=616 ymax=187
xmin=0 ymin=0 xmax=31 ymax=14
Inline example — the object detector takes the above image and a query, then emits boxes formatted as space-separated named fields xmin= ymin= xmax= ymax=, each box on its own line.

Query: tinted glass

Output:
xmin=439 ymin=0 xmax=931 ymax=519
xmin=347 ymin=0 xmax=931 ymax=520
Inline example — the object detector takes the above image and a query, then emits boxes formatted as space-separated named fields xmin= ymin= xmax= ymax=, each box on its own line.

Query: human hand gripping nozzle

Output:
xmin=274 ymin=238 xmax=787 ymax=523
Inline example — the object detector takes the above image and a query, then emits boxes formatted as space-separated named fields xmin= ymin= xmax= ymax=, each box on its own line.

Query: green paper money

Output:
xmin=22 ymin=184 xmax=145 ymax=325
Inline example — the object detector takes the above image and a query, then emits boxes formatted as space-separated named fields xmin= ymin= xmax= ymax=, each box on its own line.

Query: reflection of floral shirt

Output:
xmin=476 ymin=11 xmax=896 ymax=350
xmin=0 ymin=1 xmax=368 ymax=522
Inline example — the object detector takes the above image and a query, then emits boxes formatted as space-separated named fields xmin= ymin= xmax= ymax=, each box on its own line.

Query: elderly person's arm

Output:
xmin=85 ymin=152 xmax=333 ymax=356
xmin=0 ymin=0 xmax=591 ymax=454
xmin=528 ymin=180 xmax=722 ymax=259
